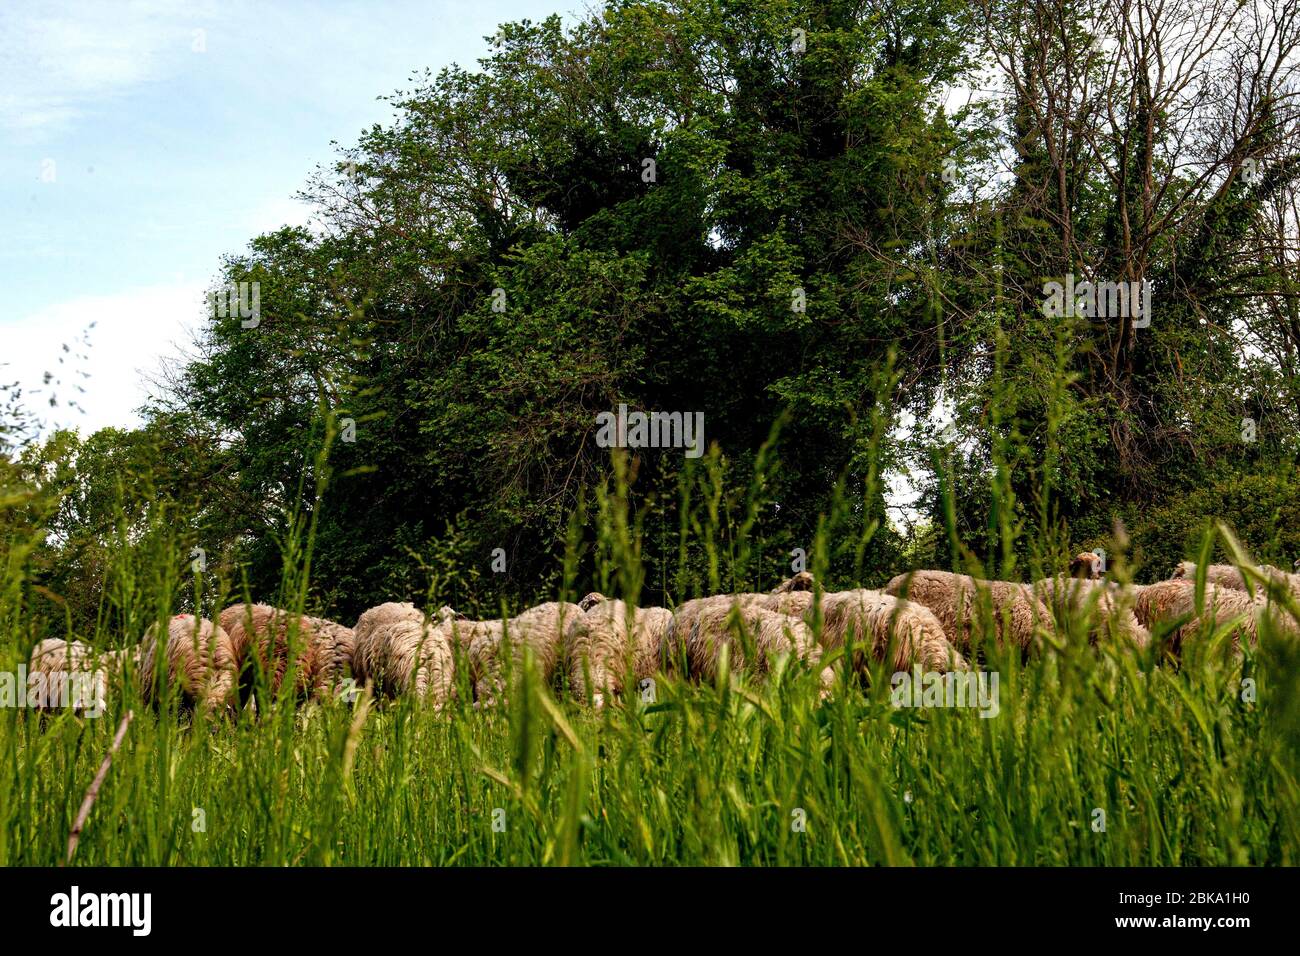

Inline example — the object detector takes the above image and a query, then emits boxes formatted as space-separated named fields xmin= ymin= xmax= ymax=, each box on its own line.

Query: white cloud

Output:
xmin=0 ymin=0 xmax=215 ymax=139
xmin=2 ymin=282 xmax=208 ymax=436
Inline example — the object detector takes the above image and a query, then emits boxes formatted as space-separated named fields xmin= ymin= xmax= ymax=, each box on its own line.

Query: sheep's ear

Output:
xmin=579 ymin=592 xmax=606 ymax=611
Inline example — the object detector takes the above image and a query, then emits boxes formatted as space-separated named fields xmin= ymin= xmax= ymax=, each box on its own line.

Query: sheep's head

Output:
xmin=1294 ymin=557 xmax=1300 ymax=573
xmin=772 ymin=571 xmax=815 ymax=593
xmin=432 ymin=605 xmax=466 ymax=625
xmin=1068 ymin=552 xmax=1103 ymax=580
xmin=1171 ymin=561 xmax=1195 ymax=580
xmin=578 ymin=592 xmax=606 ymax=611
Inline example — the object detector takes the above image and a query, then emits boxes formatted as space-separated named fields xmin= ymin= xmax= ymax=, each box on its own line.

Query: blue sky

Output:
xmin=0 ymin=0 xmax=565 ymax=435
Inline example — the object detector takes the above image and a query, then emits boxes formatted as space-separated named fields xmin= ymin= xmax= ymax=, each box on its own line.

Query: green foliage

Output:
xmin=1072 ymin=466 xmax=1300 ymax=581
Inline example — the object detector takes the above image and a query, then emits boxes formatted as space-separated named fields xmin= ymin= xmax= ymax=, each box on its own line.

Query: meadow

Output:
xmin=3 ymin=550 xmax=1298 ymax=867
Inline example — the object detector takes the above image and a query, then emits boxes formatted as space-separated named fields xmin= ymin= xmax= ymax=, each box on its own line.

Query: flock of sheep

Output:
xmin=25 ymin=554 xmax=1299 ymax=718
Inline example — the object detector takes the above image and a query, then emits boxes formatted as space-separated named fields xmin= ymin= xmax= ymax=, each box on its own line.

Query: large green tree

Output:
xmin=152 ymin=0 xmax=966 ymax=614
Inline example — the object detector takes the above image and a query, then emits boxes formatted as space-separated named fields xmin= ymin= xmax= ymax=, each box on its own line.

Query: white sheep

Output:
xmin=457 ymin=602 xmax=583 ymax=706
xmin=138 ymin=614 xmax=238 ymax=716
xmin=1033 ymin=577 xmax=1150 ymax=650
xmin=663 ymin=596 xmax=835 ymax=696
xmin=352 ymin=602 xmax=455 ymax=709
xmin=26 ymin=639 xmax=109 ymax=716
xmin=884 ymin=570 xmax=1054 ymax=656
xmin=564 ymin=599 xmax=672 ymax=708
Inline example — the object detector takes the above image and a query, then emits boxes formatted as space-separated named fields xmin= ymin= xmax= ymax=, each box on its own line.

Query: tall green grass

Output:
xmin=3 ymin=630 xmax=1297 ymax=865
